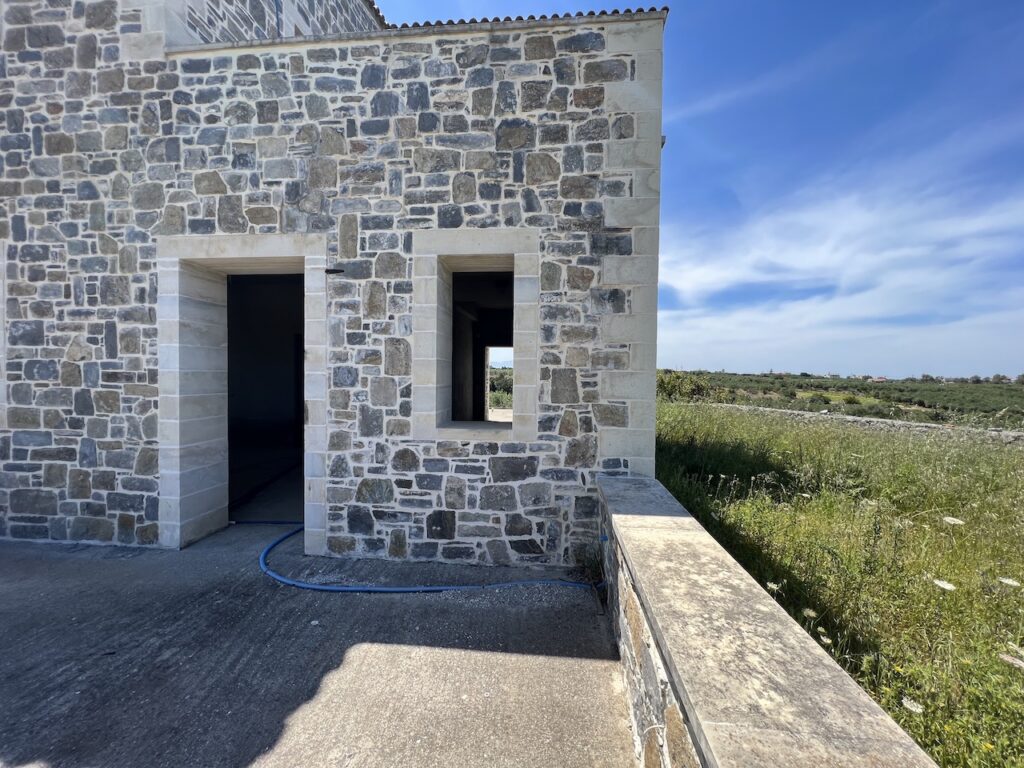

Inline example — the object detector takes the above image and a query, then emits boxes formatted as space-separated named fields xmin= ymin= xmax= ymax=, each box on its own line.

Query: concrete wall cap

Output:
xmin=598 ymin=474 xmax=936 ymax=768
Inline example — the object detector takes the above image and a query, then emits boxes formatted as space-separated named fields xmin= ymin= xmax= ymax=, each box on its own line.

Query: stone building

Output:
xmin=0 ymin=0 xmax=665 ymax=566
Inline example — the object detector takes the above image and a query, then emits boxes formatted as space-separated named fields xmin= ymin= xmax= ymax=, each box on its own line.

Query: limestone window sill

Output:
xmin=435 ymin=421 xmax=513 ymax=441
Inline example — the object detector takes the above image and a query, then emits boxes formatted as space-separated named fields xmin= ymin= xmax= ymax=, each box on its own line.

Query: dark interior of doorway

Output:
xmin=227 ymin=274 xmax=304 ymax=523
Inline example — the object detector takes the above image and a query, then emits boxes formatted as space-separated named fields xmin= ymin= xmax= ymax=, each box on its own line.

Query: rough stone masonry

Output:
xmin=0 ymin=0 xmax=665 ymax=566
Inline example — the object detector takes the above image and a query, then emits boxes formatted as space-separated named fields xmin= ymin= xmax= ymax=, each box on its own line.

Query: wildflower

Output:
xmin=997 ymin=577 xmax=1020 ymax=588
xmin=901 ymin=696 xmax=924 ymax=714
xmin=819 ymin=635 xmax=833 ymax=646
xmin=932 ymin=579 xmax=956 ymax=591
xmin=802 ymin=608 xmax=818 ymax=619
xmin=942 ymin=516 xmax=965 ymax=526
xmin=766 ymin=581 xmax=781 ymax=593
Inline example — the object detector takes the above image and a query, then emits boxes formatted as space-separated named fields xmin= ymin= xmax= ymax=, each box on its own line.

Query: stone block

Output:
xmin=489 ymin=456 xmax=539 ymax=482
xmin=131 ymin=182 xmax=164 ymax=210
xmin=603 ymin=255 xmax=659 ymax=286
xmin=121 ymin=32 xmax=164 ymax=62
xmin=605 ymin=197 xmax=660 ymax=227
xmin=601 ymin=371 xmax=656 ymax=401
xmin=565 ymin=434 xmax=597 ymax=467
xmin=557 ymin=31 xmax=605 ymax=53
xmin=479 ymin=485 xmax=517 ymax=511
xmin=525 ymin=35 xmax=556 ymax=60
xmin=496 ymin=118 xmax=536 ymax=150
xmin=606 ymin=19 xmax=665 ymax=53
xmin=356 ymin=478 xmax=393 ymax=504
xmin=593 ymin=403 xmax=622 ymax=428
xmin=70 ymin=516 xmax=115 ymax=542
xmin=550 ymin=369 xmax=580 ymax=403
xmin=194 ymin=171 xmax=227 ymax=195
xmin=583 ymin=60 xmax=628 ymax=83
xmin=601 ymin=314 xmax=657 ymax=344
xmin=426 ymin=509 xmax=456 ymax=539
xmin=413 ymin=148 xmax=460 ymax=173
xmin=9 ymin=320 xmax=45 ymax=347
xmin=606 ymin=139 xmax=661 ymax=170
xmin=309 ymin=157 xmax=338 ymax=188
xmin=525 ymin=152 xmax=560 ymax=184
xmin=27 ymin=25 xmax=64 ymax=48
xmin=10 ymin=488 xmax=59 ymax=515
xmin=384 ymin=337 xmax=410 ymax=375
xmin=606 ymin=79 xmax=663 ymax=113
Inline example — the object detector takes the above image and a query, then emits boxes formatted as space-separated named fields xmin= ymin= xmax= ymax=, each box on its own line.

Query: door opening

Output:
xmin=227 ymin=274 xmax=304 ymax=523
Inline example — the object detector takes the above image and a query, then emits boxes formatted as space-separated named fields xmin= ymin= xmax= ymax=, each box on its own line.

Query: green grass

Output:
xmin=656 ymin=403 xmax=1024 ymax=766
xmin=656 ymin=370 xmax=1024 ymax=430
xmin=489 ymin=390 xmax=512 ymax=409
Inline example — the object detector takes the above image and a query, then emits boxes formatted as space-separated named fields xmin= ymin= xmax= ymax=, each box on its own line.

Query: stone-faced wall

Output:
xmin=0 ymin=0 xmax=664 ymax=565
xmin=176 ymin=0 xmax=384 ymax=45
xmin=599 ymin=475 xmax=936 ymax=767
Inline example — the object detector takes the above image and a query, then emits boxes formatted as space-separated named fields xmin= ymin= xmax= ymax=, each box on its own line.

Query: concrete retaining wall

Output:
xmin=599 ymin=474 xmax=936 ymax=768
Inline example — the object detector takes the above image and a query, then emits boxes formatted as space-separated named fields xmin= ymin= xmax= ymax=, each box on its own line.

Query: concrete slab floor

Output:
xmin=0 ymin=524 xmax=636 ymax=768
xmin=230 ymin=465 xmax=304 ymax=524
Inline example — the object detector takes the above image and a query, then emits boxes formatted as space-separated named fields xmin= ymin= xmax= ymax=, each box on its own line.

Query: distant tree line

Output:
xmin=488 ymin=367 xmax=513 ymax=409
xmin=654 ymin=369 xmax=1024 ymax=430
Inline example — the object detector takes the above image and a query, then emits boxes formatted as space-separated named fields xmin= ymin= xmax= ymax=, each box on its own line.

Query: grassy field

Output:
xmin=656 ymin=403 xmax=1024 ymax=766
xmin=656 ymin=370 xmax=1024 ymax=430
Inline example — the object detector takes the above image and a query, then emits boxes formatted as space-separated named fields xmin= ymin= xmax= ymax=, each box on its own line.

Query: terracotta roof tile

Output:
xmin=387 ymin=6 xmax=669 ymax=30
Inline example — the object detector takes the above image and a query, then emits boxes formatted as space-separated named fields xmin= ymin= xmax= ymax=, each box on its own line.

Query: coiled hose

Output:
xmin=245 ymin=523 xmax=599 ymax=594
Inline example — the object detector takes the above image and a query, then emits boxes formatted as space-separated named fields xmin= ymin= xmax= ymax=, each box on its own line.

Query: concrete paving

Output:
xmin=0 ymin=523 xmax=636 ymax=768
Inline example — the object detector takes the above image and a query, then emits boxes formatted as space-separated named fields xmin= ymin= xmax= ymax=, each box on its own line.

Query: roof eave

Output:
xmin=166 ymin=7 xmax=668 ymax=56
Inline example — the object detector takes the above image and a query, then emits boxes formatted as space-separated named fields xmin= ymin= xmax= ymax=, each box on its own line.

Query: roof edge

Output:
xmin=359 ymin=0 xmax=389 ymax=31
xmin=385 ymin=6 xmax=668 ymax=30
xmin=166 ymin=7 xmax=668 ymax=56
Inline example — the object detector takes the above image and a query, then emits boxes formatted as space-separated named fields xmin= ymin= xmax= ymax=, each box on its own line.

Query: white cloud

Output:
xmin=657 ymin=118 xmax=1024 ymax=377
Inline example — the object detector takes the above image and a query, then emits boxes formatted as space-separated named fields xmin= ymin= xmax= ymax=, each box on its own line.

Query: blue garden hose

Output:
xmin=245 ymin=523 xmax=599 ymax=594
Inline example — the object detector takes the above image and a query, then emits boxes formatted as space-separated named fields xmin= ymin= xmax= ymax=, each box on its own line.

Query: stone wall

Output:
xmin=599 ymin=475 xmax=936 ymax=767
xmin=0 ymin=0 xmax=664 ymax=566
xmin=601 ymin=477 xmax=701 ymax=768
xmin=707 ymin=402 xmax=1024 ymax=445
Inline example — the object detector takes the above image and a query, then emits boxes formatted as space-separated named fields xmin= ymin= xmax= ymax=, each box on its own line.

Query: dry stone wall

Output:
xmin=0 ymin=0 xmax=663 ymax=565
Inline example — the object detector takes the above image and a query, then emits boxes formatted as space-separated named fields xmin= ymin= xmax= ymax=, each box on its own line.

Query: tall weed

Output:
xmin=656 ymin=404 xmax=1024 ymax=766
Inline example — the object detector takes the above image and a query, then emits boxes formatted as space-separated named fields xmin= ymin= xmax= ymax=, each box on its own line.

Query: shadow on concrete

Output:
xmin=0 ymin=523 xmax=630 ymax=768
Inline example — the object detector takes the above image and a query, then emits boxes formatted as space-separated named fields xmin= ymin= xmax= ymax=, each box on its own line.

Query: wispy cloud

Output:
xmin=665 ymin=26 xmax=869 ymax=123
xmin=658 ymin=114 xmax=1024 ymax=377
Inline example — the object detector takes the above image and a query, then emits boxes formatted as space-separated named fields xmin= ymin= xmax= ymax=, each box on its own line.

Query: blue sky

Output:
xmin=384 ymin=0 xmax=1024 ymax=377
